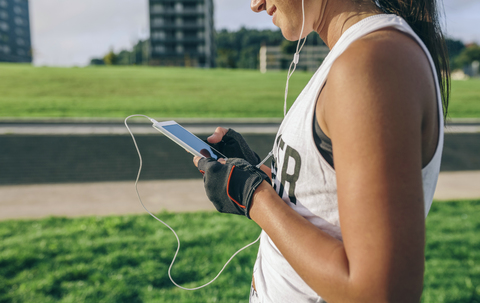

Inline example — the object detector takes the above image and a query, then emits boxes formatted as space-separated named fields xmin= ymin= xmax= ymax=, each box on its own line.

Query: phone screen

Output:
xmin=162 ymin=124 xmax=222 ymax=160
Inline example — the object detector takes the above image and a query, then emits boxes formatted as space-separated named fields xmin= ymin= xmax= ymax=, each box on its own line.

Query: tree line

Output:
xmin=90 ymin=28 xmax=480 ymax=71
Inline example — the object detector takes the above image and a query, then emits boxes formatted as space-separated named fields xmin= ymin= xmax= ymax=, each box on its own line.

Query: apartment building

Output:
xmin=149 ymin=0 xmax=214 ymax=67
xmin=0 ymin=0 xmax=31 ymax=63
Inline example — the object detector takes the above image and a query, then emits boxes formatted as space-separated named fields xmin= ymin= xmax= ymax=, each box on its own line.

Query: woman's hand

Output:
xmin=204 ymin=127 xmax=262 ymax=166
xmin=193 ymin=156 xmax=270 ymax=219
xmin=206 ymin=127 xmax=228 ymax=144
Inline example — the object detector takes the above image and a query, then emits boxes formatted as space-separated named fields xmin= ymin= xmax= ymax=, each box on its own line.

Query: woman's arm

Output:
xmin=250 ymin=31 xmax=436 ymax=302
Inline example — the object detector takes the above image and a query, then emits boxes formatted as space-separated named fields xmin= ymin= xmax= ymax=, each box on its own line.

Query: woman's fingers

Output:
xmin=193 ymin=156 xmax=201 ymax=167
xmin=207 ymin=127 xmax=228 ymax=144
xmin=193 ymin=156 xmax=226 ymax=168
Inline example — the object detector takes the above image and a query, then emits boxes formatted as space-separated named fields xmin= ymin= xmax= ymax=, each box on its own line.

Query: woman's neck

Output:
xmin=314 ymin=0 xmax=382 ymax=49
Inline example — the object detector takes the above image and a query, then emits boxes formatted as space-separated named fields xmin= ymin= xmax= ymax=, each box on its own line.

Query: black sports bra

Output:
xmin=313 ymin=111 xmax=334 ymax=168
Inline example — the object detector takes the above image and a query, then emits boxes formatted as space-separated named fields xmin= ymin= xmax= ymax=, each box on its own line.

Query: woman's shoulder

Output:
xmin=321 ymin=26 xmax=436 ymax=136
xmin=324 ymin=27 xmax=436 ymax=111
xmin=330 ymin=27 xmax=433 ymax=83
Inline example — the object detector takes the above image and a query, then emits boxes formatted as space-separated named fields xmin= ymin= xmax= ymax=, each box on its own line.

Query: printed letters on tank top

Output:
xmin=272 ymin=135 xmax=302 ymax=204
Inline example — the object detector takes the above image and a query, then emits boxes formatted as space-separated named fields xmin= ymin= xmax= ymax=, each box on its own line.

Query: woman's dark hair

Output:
xmin=371 ymin=0 xmax=450 ymax=118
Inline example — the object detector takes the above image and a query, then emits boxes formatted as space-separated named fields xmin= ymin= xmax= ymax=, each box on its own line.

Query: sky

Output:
xmin=29 ymin=0 xmax=480 ymax=67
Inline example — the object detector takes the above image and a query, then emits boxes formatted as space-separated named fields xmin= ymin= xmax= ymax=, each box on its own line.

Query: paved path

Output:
xmin=1 ymin=171 xmax=479 ymax=221
xmin=1 ymin=118 xmax=479 ymax=135
xmin=0 ymin=118 xmax=283 ymax=135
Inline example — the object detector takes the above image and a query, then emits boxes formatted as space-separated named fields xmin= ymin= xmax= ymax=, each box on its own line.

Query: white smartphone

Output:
xmin=152 ymin=120 xmax=226 ymax=160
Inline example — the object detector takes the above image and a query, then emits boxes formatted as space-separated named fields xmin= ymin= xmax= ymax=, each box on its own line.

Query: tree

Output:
xmin=454 ymin=44 xmax=480 ymax=68
xmin=103 ymin=50 xmax=118 ymax=65
xmin=446 ymin=38 xmax=465 ymax=61
xmin=89 ymin=58 xmax=104 ymax=65
xmin=215 ymin=28 xmax=285 ymax=69
xmin=90 ymin=40 xmax=149 ymax=66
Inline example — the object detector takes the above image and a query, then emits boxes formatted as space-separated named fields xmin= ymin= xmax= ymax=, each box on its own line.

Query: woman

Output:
xmin=194 ymin=0 xmax=449 ymax=301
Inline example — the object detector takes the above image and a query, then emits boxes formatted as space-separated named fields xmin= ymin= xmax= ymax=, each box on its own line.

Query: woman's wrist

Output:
xmin=249 ymin=180 xmax=279 ymax=222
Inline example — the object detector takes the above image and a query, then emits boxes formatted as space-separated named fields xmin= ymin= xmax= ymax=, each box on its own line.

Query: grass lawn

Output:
xmin=0 ymin=63 xmax=479 ymax=119
xmin=1 ymin=200 xmax=479 ymax=302
xmin=448 ymin=78 xmax=480 ymax=118
xmin=0 ymin=64 xmax=309 ymax=118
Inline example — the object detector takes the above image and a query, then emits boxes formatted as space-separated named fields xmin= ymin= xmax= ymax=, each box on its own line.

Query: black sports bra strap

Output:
xmin=313 ymin=111 xmax=334 ymax=168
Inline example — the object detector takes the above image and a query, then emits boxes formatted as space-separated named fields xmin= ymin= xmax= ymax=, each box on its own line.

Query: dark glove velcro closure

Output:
xmin=226 ymin=160 xmax=271 ymax=219
xmin=198 ymin=157 xmax=270 ymax=219
xmin=226 ymin=165 xmax=263 ymax=218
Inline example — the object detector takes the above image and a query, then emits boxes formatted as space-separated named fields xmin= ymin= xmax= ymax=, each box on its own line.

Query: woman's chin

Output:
xmin=280 ymin=28 xmax=302 ymax=42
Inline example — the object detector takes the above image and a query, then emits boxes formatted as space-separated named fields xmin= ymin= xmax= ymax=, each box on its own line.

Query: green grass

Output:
xmin=0 ymin=63 xmax=479 ymax=118
xmin=1 ymin=200 xmax=479 ymax=302
xmin=448 ymin=78 xmax=480 ymax=118
xmin=0 ymin=212 xmax=262 ymax=303
xmin=423 ymin=200 xmax=480 ymax=303
xmin=0 ymin=63 xmax=309 ymax=118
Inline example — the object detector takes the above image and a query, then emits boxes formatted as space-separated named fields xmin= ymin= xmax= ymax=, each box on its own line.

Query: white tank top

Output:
xmin=252 ymin=14 xmax=444 ymax=303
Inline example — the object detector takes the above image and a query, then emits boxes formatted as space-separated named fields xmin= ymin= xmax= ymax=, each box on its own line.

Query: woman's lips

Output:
xmin=267 ymin=6 xmax=277 ymax=25
xmin=267 ymin=6 xmax=276 ymax=16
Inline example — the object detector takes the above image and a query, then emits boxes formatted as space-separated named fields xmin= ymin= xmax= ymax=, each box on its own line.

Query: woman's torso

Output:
xmin=252 ymin=14 xmax=444 ymax=303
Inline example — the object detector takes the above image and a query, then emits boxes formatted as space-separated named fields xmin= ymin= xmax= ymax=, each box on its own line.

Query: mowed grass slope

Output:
xmin=0 ymin=63 xmax=309 ymax=118
xmin=1 ymin=63 xmax=479 ymax=118
xmin=1 ymin=200 xmax=479 ymax=303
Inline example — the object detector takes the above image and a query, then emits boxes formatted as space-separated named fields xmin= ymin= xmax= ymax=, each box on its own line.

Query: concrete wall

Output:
xmin=1 ymin=133 xmax=479 ymax=185
xmin=0 ymin=134 xmax=275 ymax=185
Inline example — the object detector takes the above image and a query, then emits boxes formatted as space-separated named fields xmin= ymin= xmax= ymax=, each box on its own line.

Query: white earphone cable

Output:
xmin=284 ymin=0 xmax=307 ymax=117
xmin=124 ymin=114 xmax=261 ymax=290
xmin=122 ymin=0 xmax=306 ymax=289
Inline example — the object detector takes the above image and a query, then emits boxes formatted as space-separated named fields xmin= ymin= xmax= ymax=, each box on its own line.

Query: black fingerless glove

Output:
xmin=198 ymin=157 xmax=271 ymax=219
xmin=207 ymin=129 xmax=261 ymax=166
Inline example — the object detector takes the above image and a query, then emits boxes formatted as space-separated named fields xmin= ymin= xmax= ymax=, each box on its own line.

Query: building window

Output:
xmin=197 ymin=31 xmax=204 ymax=38
xmin=17 ymin=48 xmax=25 ymax=55
xmin=176 ymin=44 xmax=183 ymax=54
xmin=16 ymin=37 xmax=24 ymax=45
xmin=15 ymin=28 xmax=24 ymax=35
xmin=154 ymin=45 xmax=165 ymax=53
xmin=151 ymin=4 xmax=163 ymax=13
xmin=152 ymin=17 xmax=163 ymax=26
xmin=175 ymin=3 xmax=182 ymax=12
xmin=0 ymin=10 xmax=7 ymax=19
xmin=1 ymin=45 xmax=10 ymax=53
xmin=175 ymin=31 xmax=183 ymax=39
xmin=0 ymin=21 xmax=8 ymax=31
xmin=198 ymin=45 xmax=204 ymax=53
xmin=151 ymin=31 xmax=165 ymax=40
xmin=14 ymin=16 xmax=23 ymax=25
xmin=0 ymin=0 xmax=7 ymax=8
xmin=14 ymin=6 xmax=23 ymax=14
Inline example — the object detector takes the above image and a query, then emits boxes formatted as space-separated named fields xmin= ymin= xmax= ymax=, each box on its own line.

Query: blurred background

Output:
xmin=1 ymin=0 xmax=479 ymax=69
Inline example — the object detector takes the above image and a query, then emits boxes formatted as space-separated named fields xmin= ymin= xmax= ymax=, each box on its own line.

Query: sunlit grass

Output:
xmin=0 ymin=63 xmax=478 ymax=119
xmin=0 ymin=200 xmax=479 ymax=302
